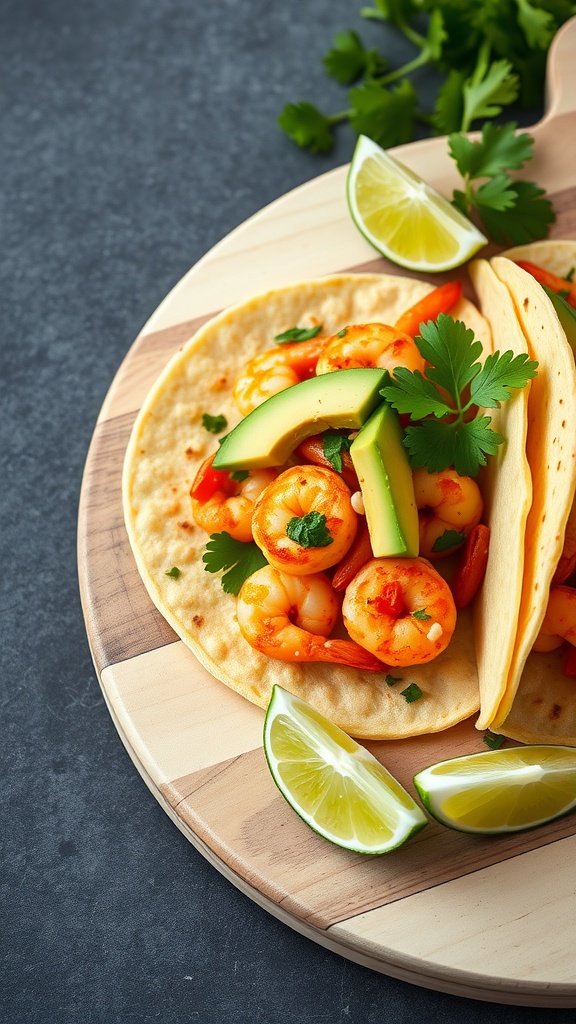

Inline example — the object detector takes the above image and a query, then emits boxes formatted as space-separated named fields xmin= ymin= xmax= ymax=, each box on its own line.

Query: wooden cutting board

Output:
xmin=78 ymin=18 xmax=576 ymax=1007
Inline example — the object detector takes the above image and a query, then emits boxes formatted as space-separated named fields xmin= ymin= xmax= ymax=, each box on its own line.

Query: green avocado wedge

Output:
xmin=213 ymin=367 xmax=388 ymax=470
xmin=350 ymin=401 xmax=419 ymax=557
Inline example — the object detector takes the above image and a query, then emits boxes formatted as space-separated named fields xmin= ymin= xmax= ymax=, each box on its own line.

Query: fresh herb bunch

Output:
xmin=381 ymin=313 xmax=538 ymax=476
xmin=279 ymin=1 xmax=573 ymax=152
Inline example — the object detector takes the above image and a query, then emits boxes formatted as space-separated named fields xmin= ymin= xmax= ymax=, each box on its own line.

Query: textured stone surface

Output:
xmin=2 ymin=1 xmax=563 ymax=1021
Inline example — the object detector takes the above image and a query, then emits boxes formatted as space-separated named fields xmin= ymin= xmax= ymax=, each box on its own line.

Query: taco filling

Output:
xmin=123 ymin=271 xmax=536 ymax=740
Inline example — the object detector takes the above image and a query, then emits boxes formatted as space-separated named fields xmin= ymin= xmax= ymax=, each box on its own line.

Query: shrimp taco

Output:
xmin=472 ymin=242 xmax=576 ymax=745
xmin=123 ymin=271 xmax=534 ymax=740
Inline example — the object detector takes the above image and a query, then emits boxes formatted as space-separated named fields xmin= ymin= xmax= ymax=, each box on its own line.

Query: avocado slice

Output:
xmin=543 ymin=285 xmax=576 ymax=357
xmin=213 ymin=367 xmax=387 ymax=470
xmin=350 ymin=401 xmax=419 ymax=558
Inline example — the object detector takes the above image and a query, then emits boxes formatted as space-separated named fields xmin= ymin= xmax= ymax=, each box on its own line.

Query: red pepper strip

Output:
xmin=562 ymin=643 xmax=576 ymax=678
xmin=190 ymin=454 xmax=235 ymax=502
xmin=373 ymin=582 xmax=404 ymax=617
xmin=451 ymin=523 xmax=490 ymax=610
xmin=332 ymin=522 xmax=373 ymax=592
xmin=514 ymin=261 xmax=576 ymax=311
xmin=394 ymin=281 xmax=463 ymax=337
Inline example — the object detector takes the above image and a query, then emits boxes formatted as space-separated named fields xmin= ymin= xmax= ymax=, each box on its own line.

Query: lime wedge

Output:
xmin=414 ymin=745 xmax=576 ymax=835
xmin=347 ymin=134 xmax=487 ymax=273
xmin=263 ymin=685 xmax=427 ymax=854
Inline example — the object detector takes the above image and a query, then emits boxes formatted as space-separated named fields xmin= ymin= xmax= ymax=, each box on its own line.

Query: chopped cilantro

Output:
xmin=566 ymin=267 xmax=575 ymax=283
xmin=385 ymin=674 xmax=402 ymax=687
xmin=202 ymin=413 xmax=228 ymax=434
xmin=274 ymin=324 xmax=322 ymax=344
xmin=337 ymin=328 xmax=348 ymax=338
xmin=202 ymin=532 xmax=268 ymax=595
xmin=412 ymin=609 xmax=432 ymax=621
xmin=321 ymin=431 xmax=352 ymax=472
xmin=165 ymin=566 xmax=182 ymax=579
xmin=381 ymin=314 xmax=538 ymax=476
xmin=401 ymin=683 xmax=423 ymax=704
xmin=286 ymin=511 xmax=333 ymax=548
xmin=432 ymin=528 xmax=467 ymax=554
xmin=483 ymin=732 xmax=505 ymax=750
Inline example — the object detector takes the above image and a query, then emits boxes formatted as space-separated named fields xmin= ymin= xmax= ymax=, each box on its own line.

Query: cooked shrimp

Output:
xmin=190 ymin=456 xmax=278 ymax=543
xmin=315 ymin=323 xmax=425 ymax=377
xmin=533 ymin=586 xmax=576 ymax=652
xmin=233 ymin=333 xmax=327 ymax=415
xmin=236 ymin=565 xmax=383 ymax=670
xmin=413 ymin=467 xmax=483 ymax=561
xmin=252 ymin=464 xmax=358 ymax=575
xmin=342 ymin=556 xmax=457 ymax=667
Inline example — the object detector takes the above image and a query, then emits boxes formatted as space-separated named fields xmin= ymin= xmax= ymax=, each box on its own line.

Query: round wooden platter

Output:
xmin=79 ymin=19 xmax=576 ymax=1007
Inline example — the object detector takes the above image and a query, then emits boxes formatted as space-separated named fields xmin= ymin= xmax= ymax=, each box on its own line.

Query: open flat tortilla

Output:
xmin=123 ymin=273 xmax=491 ymax=740
xmin=488 ymin=249 xmax=576 ymax=742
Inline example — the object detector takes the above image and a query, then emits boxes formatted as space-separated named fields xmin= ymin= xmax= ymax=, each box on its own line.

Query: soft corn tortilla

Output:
xmin=123 ymin=273 xmax=491 ymax=740
xmin=468 ymin=258 xmax=533 ymax=731
xmin=487 ymin=247 xmax=576 ymax=743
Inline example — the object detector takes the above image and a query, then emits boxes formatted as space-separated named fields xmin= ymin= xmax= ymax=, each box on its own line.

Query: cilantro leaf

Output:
xmin=278 ymin=102 xmax=334 ymax=153
xmin=472 ymin=173 xmax=519 ymax=213
xmin=476 ymin=179 xmax=556 ymax=244
xmin=412 ymin=609 xmax=431 ymax=621
xmin=286 ymin=511 xmax=333 ymax=548
xmin=449 ymin=122 xmax=533 ymax=180
xmin=202 ymin=413 xmax=227 ymax=434
xmin=202 ymin=532 xmax=268 ymax=595
xmin=348 ymin=78 xmax=417 ymax=149
xmin=385 ymin=673 xmax=402 ymax=686
xmin=381 ymin=368 xmax=451 ymax=420
xmin=323 ymin=30 xmax=387 ymax=84
xmin=403 ymin=415 xmax=504 ymax=477
xmin=461 ymin=55 xmax=519 ymax=132
xmin=165 ymin=566 xmax=182 ymax=579
xmin=483 ymin=731 xmax=506 ymax=750
xmin=516 ymin=0 xmax=556 ymax=49
xmin=470 ymin=349 xmax=538 ymax=408
xmin=400 ymin=682 xmax=423 ymax=703
xmin=432 ymin=529 xmax=466 ymax=554
xmin=274 ymin=324 xmax=322 ymax=343
xmin=321 ymin=431 xmax=352 ymax=472
xmin=432 ymin=69 xmax=466 ymax=135
xmin=415 ymin=315 xmax=483 ymax=403
xmin=382 ymin=314 xmax=535 ymax=476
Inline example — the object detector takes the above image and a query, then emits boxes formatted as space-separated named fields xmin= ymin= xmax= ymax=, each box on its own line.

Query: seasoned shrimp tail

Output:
xmin=236 ymin=565 xmax=382 ymax=669
xmin=321 ymin=638 xmax=384 ymax=672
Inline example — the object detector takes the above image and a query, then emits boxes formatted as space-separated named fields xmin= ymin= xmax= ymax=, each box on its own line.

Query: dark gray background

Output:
xmin=2 ymin=2 xmax=572 ymax=1021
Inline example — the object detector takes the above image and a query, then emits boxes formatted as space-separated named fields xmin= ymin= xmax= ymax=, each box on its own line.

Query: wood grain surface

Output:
xmin=78 ymin=18 xmax=576 ymax=1006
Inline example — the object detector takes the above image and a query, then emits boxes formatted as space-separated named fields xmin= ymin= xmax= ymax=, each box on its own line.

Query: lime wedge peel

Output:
xmin=346 ymin=134 xmax=487 ymax=273
xmin=263 ymin=685 xmax=428 ymax=855
xmin=414 ymin=745 xmax=576 ymax=835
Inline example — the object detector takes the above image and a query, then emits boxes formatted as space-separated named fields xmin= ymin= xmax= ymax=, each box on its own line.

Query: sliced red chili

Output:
xmin=394 ymin=281 xmax=463 ymax=337
xmin=451 ymin=524 xmax=490 ymax=609
xmin=372 ymin=582 xmax=404 ymax=617
xmin=190 ymin=455 xmax=235 ymax=502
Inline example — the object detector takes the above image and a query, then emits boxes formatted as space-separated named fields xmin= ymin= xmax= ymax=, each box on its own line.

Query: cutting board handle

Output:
xmin=543 ymin=15 xmax=576 ymax=119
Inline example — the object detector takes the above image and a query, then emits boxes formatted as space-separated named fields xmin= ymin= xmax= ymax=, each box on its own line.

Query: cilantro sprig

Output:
xmin=202 ymin=532 xmax=268 ymax=595
xmin=278 ymin=2 xmax=571 ymax=155
xmin=286 ymin=511 xmax=333 ymax=548
xmin=381 ymin=314 xmax=538 ymax=476
xmin=450 ymin=122 xmax=555 ymax=245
